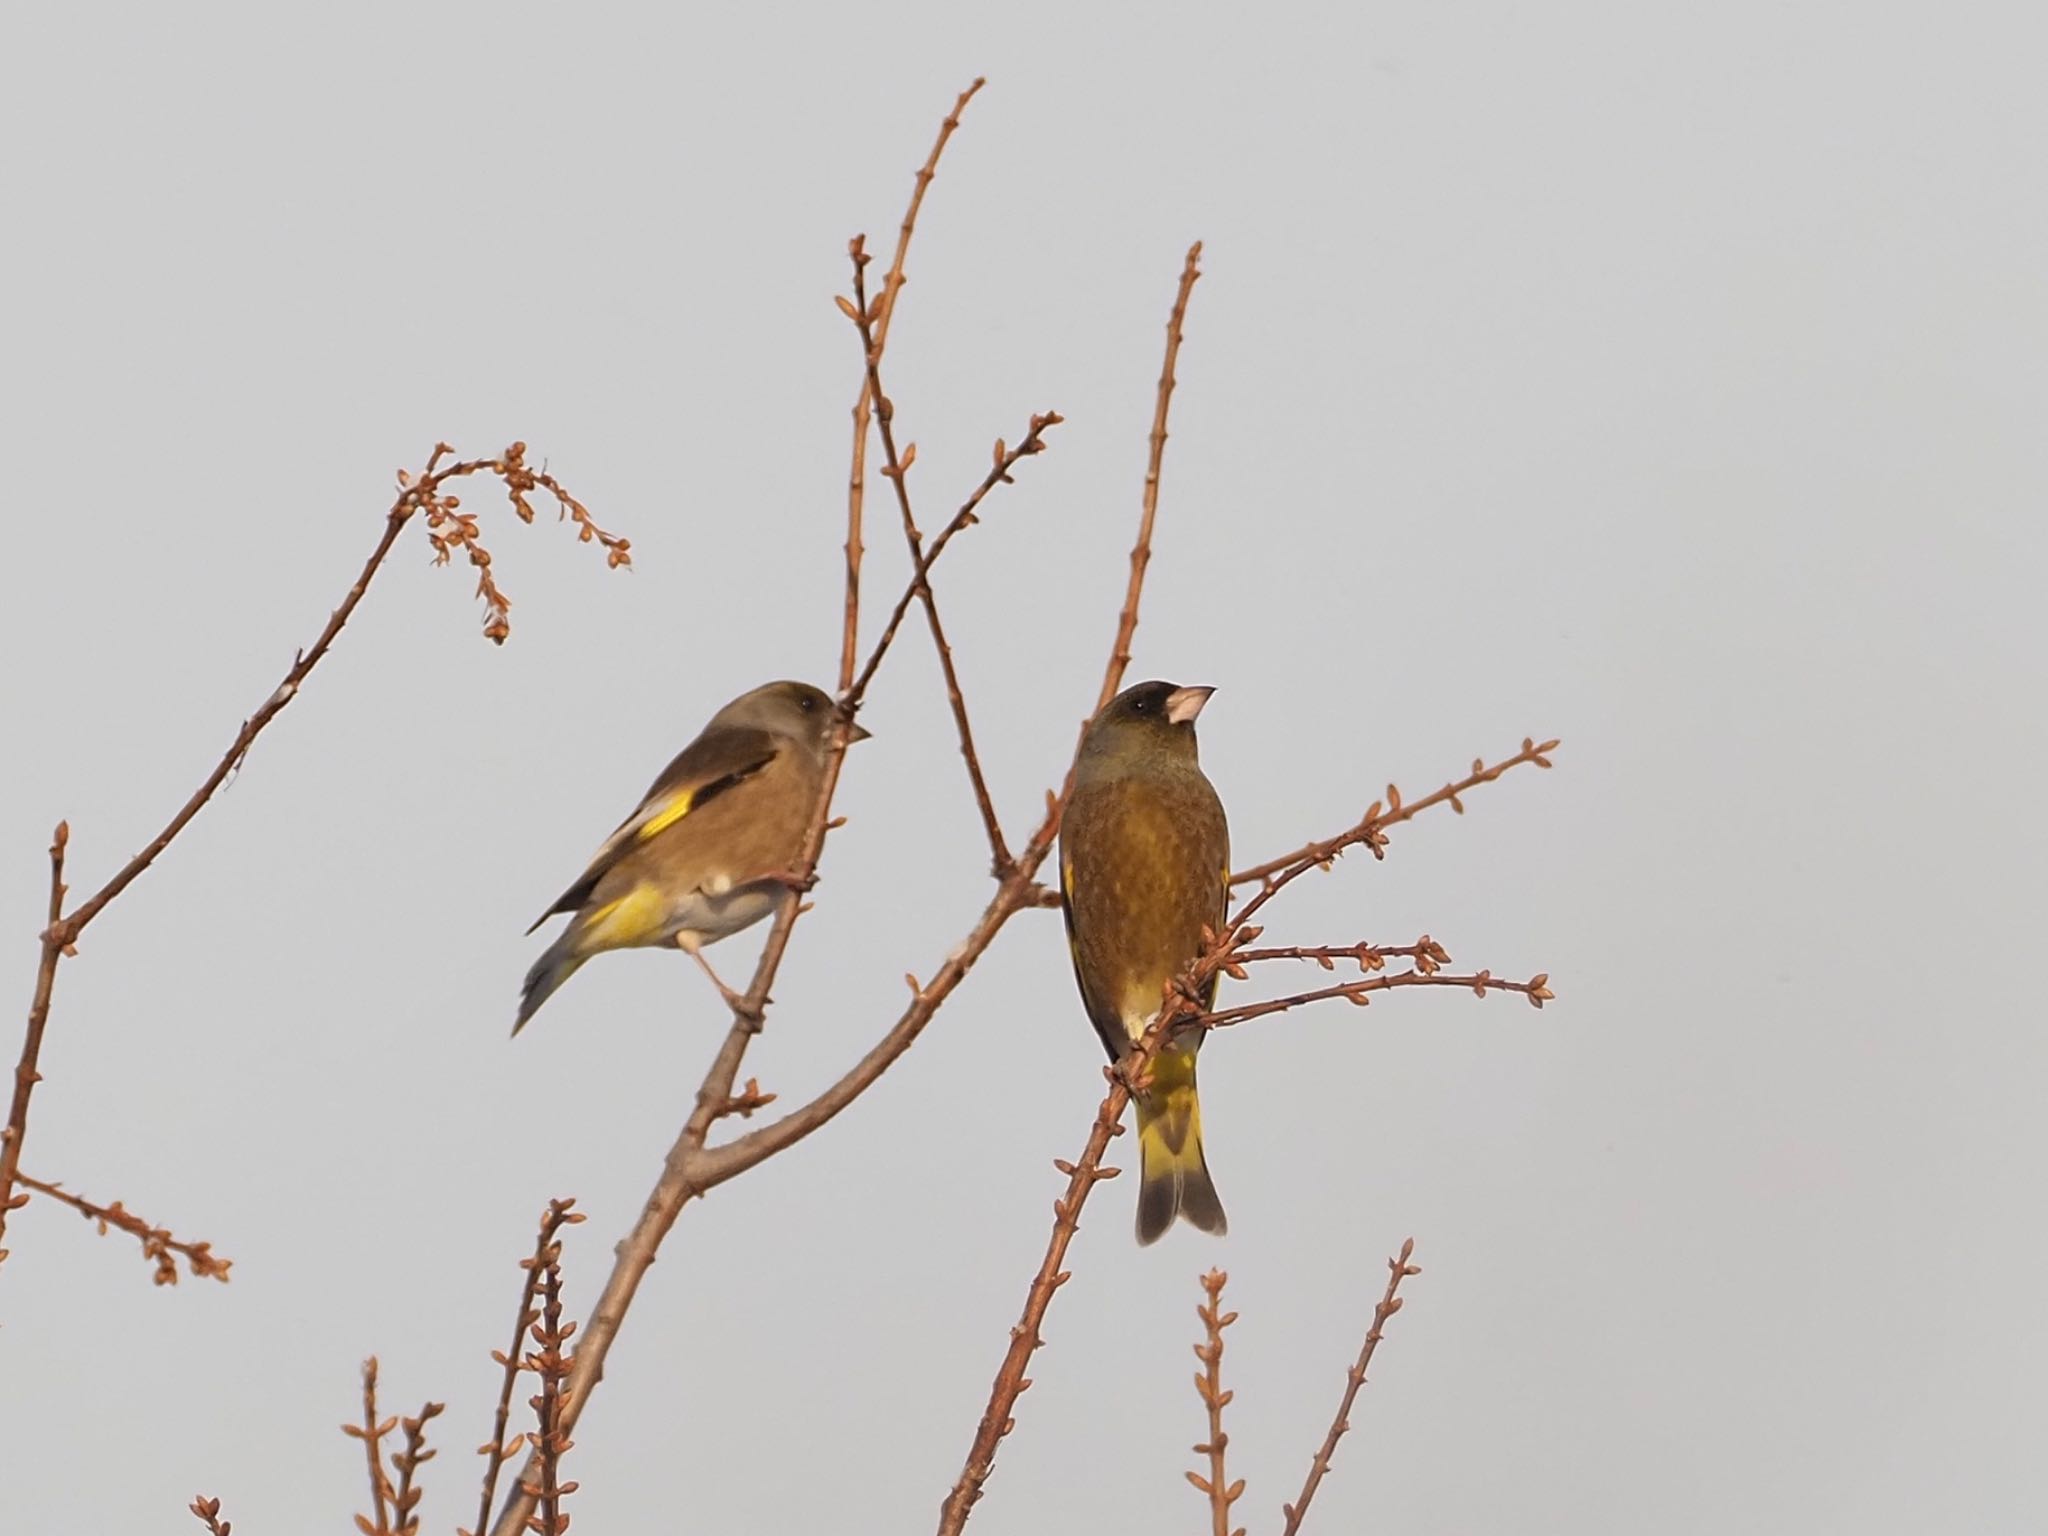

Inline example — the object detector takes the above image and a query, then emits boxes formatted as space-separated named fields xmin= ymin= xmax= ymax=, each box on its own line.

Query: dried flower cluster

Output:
xmin=410 ymin=440 xmax=630 ymax=644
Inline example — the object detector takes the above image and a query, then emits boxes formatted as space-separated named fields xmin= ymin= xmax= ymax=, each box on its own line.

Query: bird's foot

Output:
xmin=681 ymin=942 xmax=767 ymax=1027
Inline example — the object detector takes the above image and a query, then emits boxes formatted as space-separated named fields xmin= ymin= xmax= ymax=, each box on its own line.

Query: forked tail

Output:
xmin=1133 ymin=1045 xmax=1226 ymax=1244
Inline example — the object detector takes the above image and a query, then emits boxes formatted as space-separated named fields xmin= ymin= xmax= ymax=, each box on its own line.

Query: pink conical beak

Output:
xmin=1164 ymin=684 xmax=1215 ymax=726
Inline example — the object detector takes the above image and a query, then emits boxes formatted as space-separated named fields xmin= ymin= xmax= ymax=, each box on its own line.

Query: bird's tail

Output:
xmin=1133 ymin=1044 xmax=1226 ymax=1244
xmin=514 ymin=929 xmax=586 ymax=1036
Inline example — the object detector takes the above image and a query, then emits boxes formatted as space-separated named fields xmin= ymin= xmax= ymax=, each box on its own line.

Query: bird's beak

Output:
xmin=846 ymin=721 xmax=873 ymax=743
xmin=1164 ymin=684 xmax=1215 ymax=725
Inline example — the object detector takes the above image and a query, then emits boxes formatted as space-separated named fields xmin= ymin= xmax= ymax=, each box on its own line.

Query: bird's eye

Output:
xmin=1133 ymin=698 xmax=1149 ymax=713
xmin=799 ymin=693 xmax=816 ymax=711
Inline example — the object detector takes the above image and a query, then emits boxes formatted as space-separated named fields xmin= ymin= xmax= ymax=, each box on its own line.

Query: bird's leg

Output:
xmin=676 ymin=933 xmax=764 ymax=1027
xmin=756 ymin=865 xmax=819 ymax=895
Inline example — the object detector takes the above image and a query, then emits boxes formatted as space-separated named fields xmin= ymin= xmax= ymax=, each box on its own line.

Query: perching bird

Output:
xmin=515 ymin=679 xmax=866 ymax=1034
xmin=1059 ymin=679 xmax=1230 ymax=1243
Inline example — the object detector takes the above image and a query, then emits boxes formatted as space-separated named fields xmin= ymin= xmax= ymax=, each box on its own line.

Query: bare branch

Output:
xmin=347 ymin=1357 xmax=398 ymax=1536
xmin=1096 ymin=240 xmax=1202 ymax=712
xmin=1229 ymin=738 xmax=1560 ymax=890
xmin=840 ymin=76 xmax=983 ymax=690
xmin=187 ymin=1495 xmax=232 ymax=1535
xmin=1 ymin=445 xmax=616 ymax=1267
xmin=468 ymin=1199 xmax=582 ymax=1536
xmin=936 ymin=239 xmax=1208 ymax=1536
xmin=390 ymin=1400 xmax=446 ymax=1536
xmin=1279 ymin=1240 xmax=1421 ymax=1534
xmin=12 ymin=1172 xmax=232 ymax=1285
xmin=1203 ymin=969 xmax=1555 ymax=1029
xmin=0 ymin=824 xmax=70 ymax=1263
xmin=849 ymin=245 xmax=1017 ymax=875
xmin=848 ymin=411 xmax=1063 ymax=704
xmin=937 ymin=1070 xmax=1132 ymax=1535
xmin=1187 ymin=1269 xmax=1246 ymax=1536
xmin=520 ymin=1214 xmax=579 ymax=1536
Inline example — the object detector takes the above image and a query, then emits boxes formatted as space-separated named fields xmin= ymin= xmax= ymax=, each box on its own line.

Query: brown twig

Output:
xmin=839 ymin=77 xmax=982 ymax=691
xmin=934 ymin=242 xmax=1206 ymax=1536
xmin=420 ymin=441 xmax=628 ymax=645
xmin=0 ymin=824 xmax=71 ymax=1264
xmin=938 ymin=1072 xmax=1132 ymax=1534
xmin=469 ymin=1199 xmax=582 ymax=1536
xmin=1280 ymin=1239 xmax=1421 ymax=1534
xmin=1096 ymin=241 xmax=1202 ymax=708
xmin=187 ymin=1495 xmax=232 ymax=1535
xmin=847 ymin=411 xmax=1063 ymax=706
xmin=841 ymin=233 xmax=873 ymax=695
xmin=1 ymin=444 xmax=615 ymax=1268
xmin=391 ymin=1400 xmax=446 ymax=1536
xmin=520 ymin=1212 xmax=579 ymax=1536
xmin=1188 ymin=1269 xmax=1245 ymax=1536
xmin=13 ymin=1172 xmax=231 ymax=1285
xmin=848 ymin=244 xmax=1015 ymax=876
xmin=1220 ymin=938 xmax=1452 ymax=978
xmin=1228 ymin=739 xmax=1560 ymax=891
xmin=487 ymin=85 xmax=987 ymax=1536
xmin=347 ymin=1357 xmax=398 ymax=1536
xmin=1204 ymin=969 xmax=1554 ymax=1029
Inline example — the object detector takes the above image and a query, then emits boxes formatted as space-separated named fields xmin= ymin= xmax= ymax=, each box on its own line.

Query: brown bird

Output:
xmin=516 ymin=680 xmax=865 ymax=1034
xmin=1059 ymin=679 xmax=1229 ymax=1243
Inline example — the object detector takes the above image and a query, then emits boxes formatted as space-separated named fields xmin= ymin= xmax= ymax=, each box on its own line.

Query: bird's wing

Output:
xmin=525 ymin=726 xmax=782 ymax=933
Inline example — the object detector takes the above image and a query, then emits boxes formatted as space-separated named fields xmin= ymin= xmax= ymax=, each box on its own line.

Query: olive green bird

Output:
xmin=1060 ymin=679 xmax=1230 ymax=1244
xmin=515 ymin=680 xmax=866 ymax=1035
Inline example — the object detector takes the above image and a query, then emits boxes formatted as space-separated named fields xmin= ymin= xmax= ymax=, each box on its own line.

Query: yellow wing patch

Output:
xmin=635 ymin=788 xmax=695 ymax=841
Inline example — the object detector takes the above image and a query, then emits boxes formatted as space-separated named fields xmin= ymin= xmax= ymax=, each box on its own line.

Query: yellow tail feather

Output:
xmin=1134 ymin=1055 xmax=1227 ymax=1244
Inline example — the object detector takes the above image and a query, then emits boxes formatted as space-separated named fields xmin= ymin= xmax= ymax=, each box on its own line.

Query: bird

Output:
xmin=515 ymin=679 xmax=866 ymax=1035
xmin=1059 ymin=678 xmax=1230 ymax=1243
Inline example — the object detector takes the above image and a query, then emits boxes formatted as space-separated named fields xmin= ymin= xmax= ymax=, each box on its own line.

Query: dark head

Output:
xmin=712 ymin=679 xmax=872 ymax=753
xmin=1078 ymin=679 xmax=1215 ymax=769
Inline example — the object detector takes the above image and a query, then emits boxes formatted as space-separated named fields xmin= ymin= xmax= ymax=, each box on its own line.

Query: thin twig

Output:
xmin=839 ymin=76 xmax=983 ymax=691
xmin=469 ymin=1199 xmax=581 ymax=1536
xmin=1228 ymin=739 xmax=1560 ymax=890
xmin=935 ymin=241 xmax=1206 ymax=1536
xmin=391 ymin=1400 xmax=446 ymax=1536
xmin=348 ymin=1357 xmax=397 ymax=1536
xmin=850 ymin=245 xmax=1014 ymax=875
xmin=12 ymin=1172 xmax=231 ymax=1284
xmin=521 ymin=1217 xmax=578 ymax=1536
xmin=187 ymin=1495 xmax=232 ymax=1535
xmin=1221 ymin=938 xmax=1451 ymax=978
xmin=1188 ymin=1269 xmax=1245 ymax=1536
xmin=57 ymin=445 xmax=606 ymax=943
xmin=1 ymin=444 xmax=614 ymax=1267
xmin=1280 ymin=1239 xmax=1421 ymax=1534
xmin=847 ymin=411 xmax=1063 ymax=705
xmin=841 ymin=233 xmax=872 ymax=694
xmin=1203 ymin=968 xmax=1554 ymax=1029
xmin=938 ymin=1072 xmax=1132 ymax=1534
xmin=487 ymin=82 xmax=987 ymax=1536
xmin=1096 ymin=241 xmax=1202 ymax=709
xmin=0 ymin=824 xmax=70 ymax=1262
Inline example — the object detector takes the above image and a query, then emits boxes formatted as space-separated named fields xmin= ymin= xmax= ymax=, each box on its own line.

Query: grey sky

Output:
xmin=4 ymin=3 xmax=2044 ymax=1532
